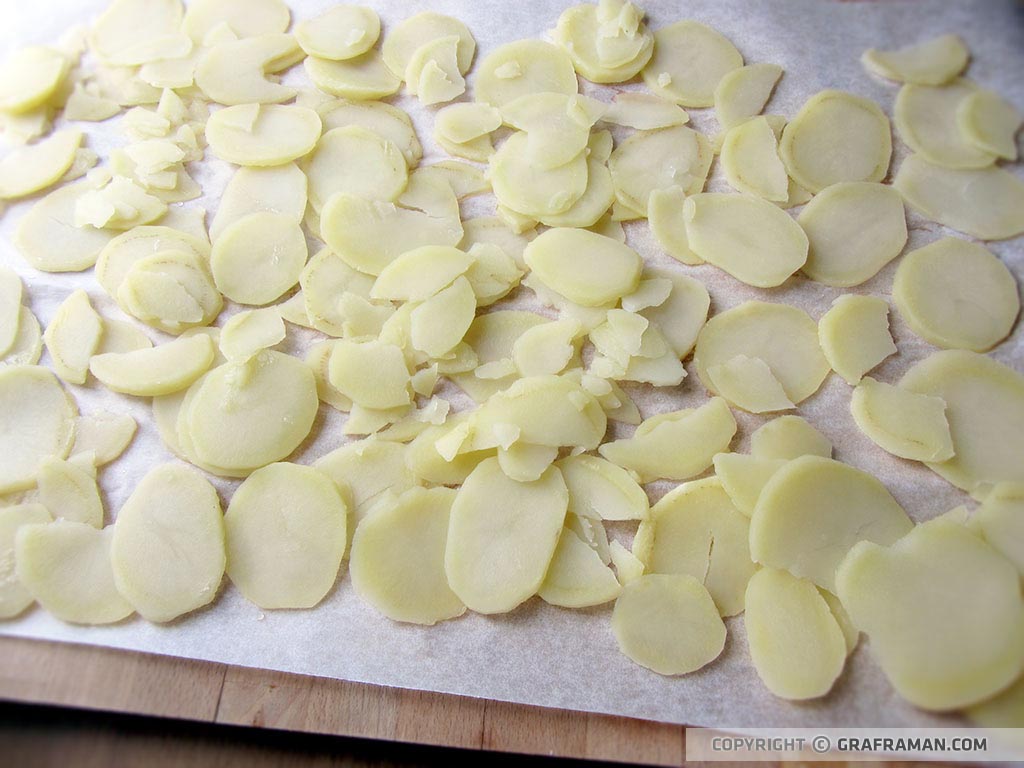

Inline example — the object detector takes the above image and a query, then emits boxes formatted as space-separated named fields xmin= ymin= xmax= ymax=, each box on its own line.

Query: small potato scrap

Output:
xmin=553 ymin=1 xmax=654 ymax=84
xmin=818 ymin=295 xmax=896 ymax=385
xmin=975 ymin=483 xmax=1024 ymax=577
xmin=861 ymin=34 xmax=969 ymax=86
xmin=957 ymin=89 xmax=1022 ymax=161
xmin=894 ymin=80 xmax=997 ymax=169
xmin=642 ymin=20 xmax=742 ymax=108
xmin=445 ymin=458 xmax=567 ymax=614
xmin=601 ymin=93 xmax=688 ymax=130
xmin=609 ymin=126 xmax=713 ymax=215
xmin=851 ymin=377 xmax=954 ymax=462
xmin=892 ymin=237 xmax=1019 ymax=352
xmin=599 ymin=397 xmax=736 ymax=483
xmin=751 ymin=415 xmax=832 ymax=461
xmin=15 ymin=182 xmax=117 ymax=273
xmin=16 ymin=521 xmax=133 ymax=625
xmin=712 ymin=453 xmax=787 ymax=516
xmin=780 ymin=90 xmax=892 ymax=194
xmin=211 ymin=212 xmax=307 ymax=305
xmin=0 ymin=504 xmax=52 ymax=618
xmin=37 ymin=457 xmax=103 ymax=528
xmin=720 ymin=117 xmax=788 ymax=202
xmin=329 ymin=339 xmax=411 ymax=410
xmin=524 ymin=228 xmax=641 ymax=307
xmin=206 ymin=104 xmax=322 ymax=167
xmin=750 ymin=455 xmax=913 ymax=592
xmin=350 ymin=486 xmax=465 ymax=624
xmin=111 ymin=463 xmax=225 ymax=622
xmin=225 ymin=463 xmax=347 ymax=610
xmin=0 ymin=46 xmax=69 ymax=113
xmin=382 ymin=11 xmax=475 ymax=79
xmin=295 ymin=5 xmax=380 ymax=61
xmin=70 ymin=412 xmax=137 ymax=466
xmin=798 ymin=182 xmax=908 ymax=287
xmin=611 ymin=574 xmax=726 ymax=675
xmin=196 ymin=34 xmax=303 ymax=105
xmin=0 ymin=130 xmax=83 ymax=199
xmin=556 ymin=454 xmax=648 ymax=521
xmin=405 ymin=36 xmax=466 ymax=105
xmin=475 ymin=40 xmax=577 ymax=108
xmin=714 ymin=63 xmax=783 ymax=129
xmin=837 ymin=517 xmax=1024 ymax=710
xmin=305 ymin=52 xmax=402 ymax=101
xmin=684 ymin=193 xmax=808 ymax=288
xmin=706 ymin=355 xmax=795 ymax=414
xmin=744 ymin=567 xmax=847 ymax=700
xmin=91 ymin=333 xmax=215 ymax=397
xmin=539 ymin=524 xmax=621 ymax=608
xmin=43 ymin=289 xmax=103 ymax=385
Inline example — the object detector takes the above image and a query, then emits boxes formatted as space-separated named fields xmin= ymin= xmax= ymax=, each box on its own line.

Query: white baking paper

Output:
xmin=0 ymin=0 xmax=1022 ymax=730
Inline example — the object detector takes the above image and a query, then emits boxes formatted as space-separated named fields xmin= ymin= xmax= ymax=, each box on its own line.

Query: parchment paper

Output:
xmin=1 ymin=0 xmax=1022 ymax=730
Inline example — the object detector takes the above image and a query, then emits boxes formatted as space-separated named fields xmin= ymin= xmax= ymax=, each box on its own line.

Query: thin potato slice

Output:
xmin=183 ymin=0 xmax=290 ymax=42
xmin=0 ymin=46 xmax=69 ymax=113
xmin=70 ymin=412 xmax=137 ymax=466
xmin=16 ymin=521 xmax=133 ymax=624
xmin=445 ymin=458 xmax=567 ymax=614
xmin=314 ymin=438 xmax=418 ymax=523
xmin=320 ymin=100 xmax=422 ymax=166
xmin=474 ymin=40 xmax=577 ymax=108
xmin=1 ymin=307 xmax=42 ymax=367
xmin=406 ymin=36 xmax=466 ymax=106
xmin=295 ymin=5 xmax=380 ymax=61
xmin=350 ymin=486 xmax=465 ymax=624
xmin=96 ymin=226 xmax=210 ymax=299
xmin=490 ymin=132 xmax=587 ymax=218
xmin=305 ymin=51 xmax=402 ymax=101
xmin=609 ymin=126 xmax=712 ymax=215
xmin=211 ymin=212 xmax=307 ymax=305
xmin=0 ymin=504 xmax=51 ymax=618
xmin=751 ymin=415 xmax=831 ymax=460
xmin=206 ymin=104 xmax=322 ymax=167
xmin=90 ymin=333 xmax=215 ymax=396
xmin=111 ymin=463 xmax=225 ymax=622
xmin=225 ymin=463 xmax=347 ymax=610
xmin=299 ymin=247 xmax=376 ymax=335
xmin=638 ymin=268 xmax=709 ymax=358
xmin=434 ymin=102 xmax=501 ymax=145
xmin=894 ymin=80 xmax=997 ymax=169
xmin=0 ymin=267 xmax=22 ymax=357
xmin=647 ymin=186 xmax=700 ymax=265
xmin=612 ymin=574 xmax=726 ymax=675
xmin=196 ymin=34 xmax=302 ymax=105
xmin=512 ymin=319 xmax=580 ymax=378
xmin=851 ymin=377 xmax=954 ymax=462
xmin=750 ymin=455 xmax=913 ymax=592
xmin=409 ymin=276 xmax=476 ymax=357
xmin=745 ymin=567 xmax=847 ymax=700
xmin=601 ymin=93 xmax=688 ymax=130
xmin=304 ymin=126 xmax=407 ymax=212
xmin=371 ymin=244 xmax=472 ymax=302
xmin=642 ymin=20 xmax=742 ymax=108
xmin=449 ymin=311 xmax=547 ymax=402
xmin=720 ymin=117 xmax=788 ymax=202
xmin=714 ymin=63 xmax=783 ymax=129
xmin=95 ymin=318 xmax=152 ymax=355
xmin=329 ymin=339 xmax=411 ymax=409
xmin=0 ymin=130 xmax=82 ymax=199
xmin=818 ymin=295 xmax=896 ymax=384
xmin=219 ymin=308 xmax=285 ymax=363
xmin=37 ymin=457 xmax=103 ymax=528
xmin=837 ymin=517 xmax=1024 ymax=711
xmin=861 ymin=34 xmax=968 ymax=86
xmin=538 ymin=525 xmax=621 ymax=608
xmin=553 ymin=2 xmax=653 ymax=84
xmin=957 ymin=89 xmax=1022 ymax=161
xmin=706 ymin=355 xmax=795 ymax=414
xmin=15 ymin=182 xmax=117 ymax=273
xmin=975 ymin=483 xmax=1024 ymax=577
xmin=556 ymin=454 xmax=648 ymax=521
xmin=712 ymin=453 xmax=787 ymax=516
xmin=381 ymin=11 xmax=475 ymax=78
xmin=88 ymin=0 xmax=188 ymax=66
xmin=524 ymin=228 xmax=641 ymax=307
xmin=211 ymin=164 xmax=307 ymax=242
xmin=43 ymin=289 xmax=103 ymax=385
xmin=117 ymin=250 xmax=222 ymax=334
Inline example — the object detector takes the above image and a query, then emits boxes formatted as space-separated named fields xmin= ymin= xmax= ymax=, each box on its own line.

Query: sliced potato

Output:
xmin=751 ymin=415 xmax=831 ymax=460
xmin=0 ymin=46 xmax=68 ymax=113
xmin=608 ymin=126 xmax=712 ymax=215
xmin=183 ymin=0 xmax=290 ymax=42
xmin=712 ymin=453 xmax=787 ymax=516
xmin=539 ymin=524 xmax=621 ymax=608
xmin=43 ymin=289 xmax=103 ymax=384
xmin=714 ymin=63 xmax=783 ymax=129
xmin=0 ymin=504 xmax=52 ymax=618
xmin=474 ymin=40 xmax=577 ymax=108
xmin=557 ymin=454 xmax=648 ymax=521
xmin=642 ymin=20 xmax=742 ymax=108
xmin=851 ymin=376 xmax=954 ymax=462
xmin=381 ymin=11 xmax=475 ymax=78
xmin=195 ymin=34 xmax=302 ymax=105
xmin=818 ymin=295 xmax=896 ymax=384
xmin=328 ymin=339 xmax=411 ymax=410
xmin=861 ymin=34 xmax=968 ymax=86
xmin=305 ymin=51 xmax=402 ymax=101
xmin=37 ymin=457 xmax=103 ymax=528
xmin=720 ymin=117 xmax=788 ymax=201
xmin=706 ymin=355 xmax=795 ymax=414
xmin=70 ymin=412 xmax=137 ymax=466
xmin=295 ymin=4 xmax=380 ymax=61
xmin=975 ymin=483 xmax=1024 ymax=577
xmin=553 ymin=2 xmax=653 ymax=84
xmin=15 ymin=182 xmax=117 ymax=273
xmin=206 ymin=104 xmax=322 ymax=166
xmin=409 ymin=276 xmax=476 ymax=358
xmin=90 ymin=333 xmax=215 ymax=396
xmin=314 ymin=438 xmax=418 ymax=523
xmin=894 ymin=80 xmax=996 ymax=169
xmin=0 ymin=307 xmax=42 ymax=367
xmin=219 ymin=308 xmax=285 ymax=362
xmin=0 ymin=129 xmax=82 ymax=199
xmin=524 ymin=228 xmax=641 ymax=307
xmin=211 ymin=211 xmax=307 ymax=305
xmin=957 ymin=89 xmax=1022 ymax=161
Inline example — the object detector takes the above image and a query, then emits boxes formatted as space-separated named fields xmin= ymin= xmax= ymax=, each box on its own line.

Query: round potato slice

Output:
xmin=445 ymin=458 xmax=567 ymax=614
xmin=818 ymin=295 xmax=896 ymax=385
xmin=750 ymin=455 xmax=913 ymax=592
xmin=720 ymin=117 xmax=788 ymax=202
xmin=371 ymin=245 xmax=472 ymax=302
xmin=798 ymin=182 xmax=907 ymax=287
xmin=894 ymin=80 xmax=997 ymax=169
xmin=892 ymin=237 xmax=1019 ymax=352
xmin=490 ymin=132 xmax=587 ymax=219
xmin=611 ymin=573 xmax=726 ymax=675
xmin=0 ymin=267 xmax=22 ymax=358
xmin=382 ymin=11 xmax=475 ymax=78
xmin=609 ymin=126 xmax=713 ymax=215
xmin=14 ymin=182 xmax=117 ymax=273
xmin=851 ymin=376 xmax=954 ymax=462
xmin=206 ymin=104 xmax=322 ymax=167
xmin=111 ymin=463 xmax=225 ymax=622
xmin=210 ymin=163 xmax=307 ymax=242
xmin=225 ymin=463 xmax=347 ymax=610
xmin=780 ymin=90 xmax=892 ymax=193
xmin=744 ymin=567 xmax=847 ymax=700
xmin=836 ymin=517 xmax=1024 ymax=710
xmin=295 ymin=4 xmax=379 ymax=61
xmin=183 ymin=0 xmax=289 ymax=42
xmin=0 ymin=46 xmax=69 ymax=113
xmin=523 ymin=228 xmax=641 ymax=307
xmin=553 ymin=3 xmax=653 ymax=84
xmin=350 ymin=486 xmax=465 ymax=624
xmin=0 ymin=129 xmax=82 ymax=200
xmin=304 ymin=51 xmax=402 ymax=101
xmin=642 ymin=20 xmax=742 ymax=108
xmin=0 ymin=504 xmax=52 ymax=618
xmin=538 ymin=523 xmax=621 ymax=608
xmin=900 ymin=350 xmax=1024 ymax=498
xmin=211 ymin=211 xmax=307 ymax=305
xmin=117 ymin=250 xmax=222 ymax=334
xmin=90 ymin=333 xmax=215 ymax=397
xmin=474 ymin=40 xmax=578 ymax=108
xmin=556 ymin=454 xmax=648 ymax=522
xmin=321 ymin=100 xmax=422 ymax=166
xmin=195 ymin=34 xmax=302 ymax=105
xmin=861 ymin=34 xmax=968 ymax=86
xmin=714 ymin=63 xmax=783 ymax=129
xmin=303 ymin=126 xmax=407 ymax=212
xmin=694 ymin=301 xmax=829 ymax=405
xmin=96 ymin=226 xmax=210 ymax=299
xmin=88 ymin=0 xmax=188 ymax=66
xmin=751 ymin=415 xmax=831 ymax=461
xmin=956 ymin=89 xmax=1022 ymax=161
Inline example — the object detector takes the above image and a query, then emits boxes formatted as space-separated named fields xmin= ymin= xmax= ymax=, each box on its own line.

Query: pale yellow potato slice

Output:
xmin=73 ymin=177 xmax=167 ymax=231
xmin=304 ymin=126 xmax=407 ymax=213
xmin=37 ymin=457 xmax=102 ymax=528
xmin=818 ymin=295 xmax=896 ymax=385
xmin=304 ymin=340 xmax=352 ymax=411
xmin=609 ymin=539 xmax=644 ymax=585
xmin=490 ymin=132 xmax=587 ymax=219
xmin=88 ymin=0 xmax=188 ymax=66
xmin=966 ymin=676 xmax=1024 ymax=729
xmin=851 ymin=377 xmax=954 ymax=462
xmin=894 ymin=80 xmax=997 ymax=169
xmin=460 ymin=216 xmax=534 ymax=268
xmin=819 ymin=588 xmax=859 ymax=655
xmin=900 ymin=350 xmax=1024 ymax=498
xmin=42 ymin=289 xmax=103 ymax=385
xmin=497 ymin=442 xmax=559 ymax=483
xmin=117 ymin=251 xmax=222 ymax=335
xmin=295 ymin=4 xmax=379 ymax=61
xmin=745 ymin=567 xmax=847 ymax=700
xmin=0 ymin=504 xmax=51 ymax=618
xmin=539 ymin=524 xmax=621 ymax=608
xmin=96 ymin=226 xmax=210 ymax=299
xmin=0 ymin=366 xmax=76 ymax=494
xmin=714 ymin=63 xmax=783 ymax=129
xmin=305 ymin=51 xmax=401 ymax=101
xmin=751 ymin=415 xmax=832 ymax=460
xmin=646 ymin=187 xmax=701 ymax=265
xmin=893 ymin=153 xmax=1024 ymax=240
xmin=183 ymin=0 xmax=289 ymax=42
xmin=16 ymin=521 xmax=132 ymax=624
xmin=211 ymin=211 xmax=307 ymax=305
xmin=556 ymin=454 xmax=648 ymax=521
xmin=861 ymin=34 xmax=968 ymax=86
xmin=409 ymin=276 xmax=476 ymax=358
xmin=372 ymin=245 xmax=473 ymax=302
xmin=612 ymin=573 xmax=726 ymax=675
xmin=0 ymin=307 xmax=42 ymax=367
xmin=798 ymin=182 xmax=907 ymax=287
xmin=712 ymin=453 xmax=787 ymax=516
xmin=475 ymin=40 xmax=577 ymax=108
xmin=683 ymin=193 xmax=807 ymax=288
xmin=511 ymin=319 xmax=580 ymax=378
xmin=195 ymin=34 xmax=302 ymax=105
xmin=892 ymin=237 xmax=1019 ymax=352
xmin=750 ymin=455 xmax=912 ymax=592
xmin=523 ymin=228 xmax=641 ymax=308
xmin=0 ymin=130 xmax=82 ymax=199
xmin=434 ymin=102 xmax=502 ymax=145
xmin=780 ymin=90 xmax=892 ymax=193
xmin=638 ymin=477 xmax=756 ymax=616
xmin=206 ymin=104 xmax=322 ymax=167
xmin=600 ymin=397 xmax=736 ymax=483
xmin=350 ymin=486 xmax=464 ymax=624
xmin=706 ymin=355 xmax=795 ymax=414
xmin=299 ymin=247 xmax=375 ymax=335
xmin=219 ymin=308 xmax=285 ymax=363
xmin=642 ymin=20 xmax=742 ymax=107
xmin=461 ymin=242 xmax=524 ymax=307
xmin=638 ymin=268 xmax=709 ymax=359
xmin=91 ymin=333 xmax=214 ymax=397
xmin=328 ymin=339 xmax=411 ymax=410
xmin=445 ymin=458 xmax=567 ymax=614
xmin=382 ymin=11 xmax=475 ymax=78
xmin=720 ymin=117 xmax=788 ymax=201
xmin=406 ymin=416 xmax=494 ymax=486
xmin=406 ymin=36 xmax=465 ymax=106
xmin=501 ymin=92 xmax=603 ymax=171
xmin=0 ymin=46 xmax=68 ymax=113
xmin=553 ymin=2 xmax=653 ymax=84
xmin=957 ymin=89 xmax=1022 ymax=161
xmin=975 ymin=483 xmax=1024 ymax=577
xmin=837 ymin=516 xmax=1024 ymax=710
xmin=314 ymin=438 xmax=417 ymax=518
xmin=14 ymin=182 xmax=117 ymax=273
xmin=70 ymin=412 xmax=137 ymax=466
xmin=0 ymin=268 xmax=22 ymax=358
xmin=225 ymin=463 xmax=347 ymax=610
xmin=448 ymin=311 xmax=545 ymax=401
xmin=609 ymin=126 xmax=712 ymax=215
xmin=601 ymin=93 xmax=688 ymax=130
xmin=211 ymin=164 xmax=306 ymax=242
xmin=111 ymin=463 xmax=225 ymax=622
xmin=320 ymin=100 xmax=422 ymax=166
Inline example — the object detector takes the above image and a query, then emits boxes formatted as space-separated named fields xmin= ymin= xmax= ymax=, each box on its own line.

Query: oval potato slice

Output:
xmin=0 ymin=129 xmax=82 ymax=199
xmin=206 ymin=104 xmax=322 ymax=167
xmin=523 ymin=228 xmax=641 ymax=307
xmin=751 ymin=415 xmax=831 ymax=461
xmin=861 ymin=34 xmax=968 ymax=86
xmin=90 ymin=333 xmax=215 ymax=396
xmin=850 ymin=376 xmax=954 ymax=462
xmin=642 ymin=20 xmax=742 ymax=108
xmin=538 ymin=524 xmax=622 ymax=608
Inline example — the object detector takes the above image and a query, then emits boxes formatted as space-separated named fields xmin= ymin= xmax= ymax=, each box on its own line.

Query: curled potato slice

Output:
xmin=523 ymin=228 xmax=641 ymax=307
xmin=14 ymin=182 xmax=117 ymax=273
xmin=720 ymin=117 xmax=788 ymax=201
xmin=382 ymin=11 xmax=475 ymax=78
xmin=295 ymin=4 xmax=379 ymax=61
xmin=780 ymin=90 xmax=892 ymax=193
xmin=539 ymin=523 xmax=621 ymax=608
xmin=0 ymin=46 xmax=68 ymax=113
xmin=892 ymin=237 xmax=1019 ymax=352
xmin=900 ymin=350 xmax=1024 ymax=498
xmin=818 ymin=295 xmax=896 ymax=385
xmin=43 ymin=289 xmax=103 ymax=385
xmin=210 ymin=163 xmax=307 ymax=241
xmin=183 ymin=0 xmax=289 ymax=42
xmin=751 ymin=415 xmax=831 ymax=460
xmin=90 ymin=333 xmax=215 ymax=396
xmin=837 ymin=517 xmax=1024 ymax=710
xmin=714 ymin=63 xmax=783 ymax=129
xmin=712 ymin=453 xmax=786 ymax=516
xmin=609 ymin=126 xmax=712 ymax=215
xmin=894 ymin=80 xmax=997 ymax=169
xmin=684 ymin=193 xmax=808 ymax=288
xmin=557 ymin=454 xmax=648 ymax=521
xmin=976 ymin=483 xmax=1024 ymax=577
xmin=642 ymin=20 xmax=742 ymax=108
xmin=16 ymin=521 xmax=132 ymax=624
xmin=37 ymin=457 xmax=103 ymax=528
xmin=350 ymin=486 xmax=465 ymax=624
xmin=211 ymin=211 xmax=306 ymax=305
xmin=305 ymin=51 xmax=402 ymax=101
xmin=445 ymin=458 xmax=567 ymax=614
xmin=798 ymin=182 xmax=907 ymax=287
xmin=0 ymin=504 xmax=51 ymax=618
xmin=304 ymin=126 xmax=407 ymax=212
xmin=612 ymin=573 xmax=726 ymax=675
xmin=638 ymin=477 xmax=756 ymax=616
xmin=750 ymin=455 xmax=912 ymax=592
xmin=600 ymin=397 xmax=736 ymax=483
xmin=475 ymin=40 xmax=578 ymax=108
xmin=111 ymin=463 xmax=225 ymax=622
xmin=225 ymin=463 xmax=347 ymax=610
xmin=553 ymin=2 xmax=653 ymax=84
xmin=0 ymin=129 xmax=82 ymax=199
xmin=206 ymin=104 xmax=322 ymax=167
xmin=957 ymin=89 xmax=1022 ymax=161
xmin=861 ymin=34 xmax=968 ymax=86
xmin=490 ymin=132 xmax=587 ymax=218
xmin=745 ymin=567 xmax=847 ymax=700
xmin=851 ymin=377 xmax=954 ymax=462
xmin=406 ymin=36 xmax=465 ymax=106
xmin=196 ymin=34 xmax=302 ymax=105
xmin=71 ymin=412 xmax=137 ymax=466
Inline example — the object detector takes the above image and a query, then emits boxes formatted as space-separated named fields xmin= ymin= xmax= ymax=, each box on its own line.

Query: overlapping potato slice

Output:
xmin=382 ymin=11 xmax=475 ymax=79
xmin=893 ymin=237 xmax=1019 ymax=352
xmin=512 ymin=319 xmax=581 ymax=377
xmin=15 ymin=182 xmax=117 ymax=273
xmin=210 ymin=164 xmax=307 ymax=241
xmin=957 ymin=89 xmax=1022 ymax=161
xmin=524 ymin=228 xmax=641 ymax=307
xmin=405 ymin=36 xmax=466 ymax=106
xmin=475 ymin=40 xmax=577 ymax=108
xmin=90 ymin=332 xmax=215 ymax=396
xmin=557 ymin=454 xmax=648 ymax=521
xmin=196 ymin=34 xmax=302 ymax=105
xmin=642 ymin=20 xmax=742 ymax=107
xmin=894 ymin=80 xmax=997 ymax=169
xmin=861 ymin=34 xmax=968 ymax=86
xmin=329 ymin=339 xmax=411 ymax=409
xmin=837 ymin=517 xmax=1024 ymax=710
xmin=818 ymin=295 xmax=896 ymax=385
xmin=539 ymin=521 xmax=621 ymax=608
xmin=320 ymin=100 xmax=422 ymax=166
xmin=0 ymin=46 xmax=69 ymax=113
xmin=851 ymin=377 xmax=954 ymax=462
xmin=42 ymin=289 xmax=103 ymax=385
xmin=0 ymin=308 xmax=42 ymax=367
xmin=304 ymin=126 xmax=407 ymax=212
xmin=305 ymin=51 xmax=402 ymax=101
xmin=409 ymin=276 xmax=476 ymax=358
xmin=0 ymin=130 xmax=83 ymax=200
xmin=298 ymin=248 xmax=374 ymax=335
xmin=0 ymin=504 xmax=52 ymax=618
xmin=70 ymin=411 xmax=137 ymax=466
xmin=206 ymin=104 xmax=322 ymax=166
xmin=74 ymin=176 xmax=168 ymax=230
xmin=0 ymin=268 xmax=22 ymax=358
xmin=609 ymin=126 xmax=712 ymax=215
xmin=88 ymin=0 xmax=189 ymax=66
xmin=183 ymin=0 xmax=290 ymax=42
xmin=295 ymin=4 xmax=379 ymax=61
xmin=601 ymin=93 xmax=688 ymax=130
xmin=96 ymin=225 xmax=210 ymax=298
xmin=720 ymin=117 xmax=788 ymax=201
xmin=447 ymin=311 xmax=544 ymax=402
xmin=219 ymin=308 xmax=285 ymax=363
xmin=706 ymin=355 xmax=795 ymax=414
xmin=553 ymin=0 xmax=653 ymax=84
xmin=712 ymin=453 xmax=787 ymax=516
xmin=314 ymin=438 xmax=418 ymax=521
xmin=714 ymin=63 xmax=783 ymax=129
xmin=117 ymin=251 xmax=221 ymax=334
xmin=37 ymin=456 xmax=103 ymax=528
xmin=211 ymin=211 xmax=306 ymax=305
xmin=751 ymin=415 xmax=832 ymax=461
xmin=975 ymin=483 xmax=1024 ymax=577
xmin=490 ymin=131 xmax=588 ymax=219
xmin=634 ymin=269 xmax=708 ymax=361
